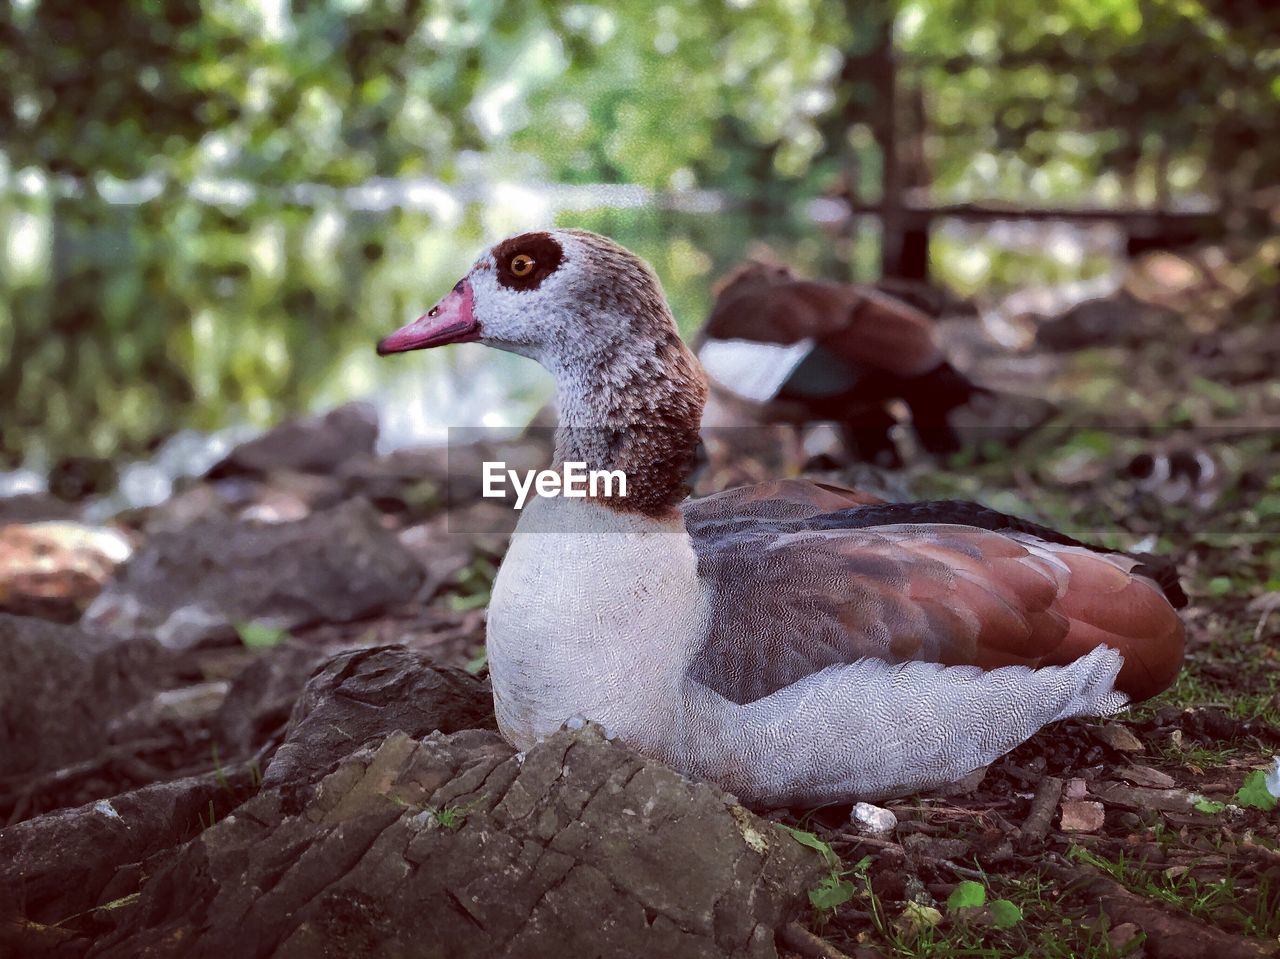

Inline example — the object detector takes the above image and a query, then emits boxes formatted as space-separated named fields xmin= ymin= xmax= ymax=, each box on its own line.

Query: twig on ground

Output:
xmin=1018 ymin=775 xmax=1064 ymax=844
xmin=781 ymin=921 xmax=857 ymax=959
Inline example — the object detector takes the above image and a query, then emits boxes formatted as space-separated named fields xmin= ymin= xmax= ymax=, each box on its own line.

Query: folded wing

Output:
xmin=683 ymin=481 xmax=1185 ymax=705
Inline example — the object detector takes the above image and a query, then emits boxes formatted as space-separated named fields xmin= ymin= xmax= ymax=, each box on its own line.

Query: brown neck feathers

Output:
xmin=554 ymin=327 xmax=707 ymax=521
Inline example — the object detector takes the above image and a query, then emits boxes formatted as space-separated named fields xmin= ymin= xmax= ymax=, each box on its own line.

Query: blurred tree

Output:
xmin=0 ymin=0 xmax=1275 ymax=464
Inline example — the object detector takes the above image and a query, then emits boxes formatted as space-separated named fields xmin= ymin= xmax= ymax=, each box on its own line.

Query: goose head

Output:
xmin=378 ymin=229 xmax=687 ymax=374
xmin=378 ymin=228 xmax=708 ymax=516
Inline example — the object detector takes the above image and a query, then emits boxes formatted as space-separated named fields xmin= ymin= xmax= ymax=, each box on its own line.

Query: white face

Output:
xmin=465 ymin=230 xmax=590 ymax=363
xmin=377 ymin=228 xmax=671 ymax=373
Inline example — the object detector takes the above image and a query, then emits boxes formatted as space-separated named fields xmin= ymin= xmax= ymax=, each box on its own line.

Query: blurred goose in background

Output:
xmin=1125 ymin=446 xmax=1225 ymax=510
xmin=377 ymin=229 xmax=1187 ymax=806
xmin=698 ymin=259 xmax=989 ymax=467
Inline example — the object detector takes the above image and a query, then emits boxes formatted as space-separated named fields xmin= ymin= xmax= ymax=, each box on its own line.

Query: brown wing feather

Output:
xmin=824 ymin=288 xmax=944 ymax=377
xmin=683 ymin=478 xmax=885 ymax=524
xmin=706 ymin=279 xmax=862 ymax=343
xmin=685 ymin=485 xmax=1184 ymax=704
xmin=705 ymin=275 xmax=944 ymax=378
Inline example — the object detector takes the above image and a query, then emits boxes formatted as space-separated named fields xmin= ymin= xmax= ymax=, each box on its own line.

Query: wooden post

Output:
xmin=861 ymin=1 xmax=925 ymax=281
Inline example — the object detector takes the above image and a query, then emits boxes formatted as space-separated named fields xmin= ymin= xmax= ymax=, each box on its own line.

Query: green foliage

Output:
xmin=780 ymin=826 xmax=866 ymax=918
xmin=464 ymin=647 xmax=489 ymax=675
xmin=779 ymin=824 xmax=840 ymax=870
xmin=236 ymin=621 xmax=288 ymax=649
xmin=447 ymin=556 xmax=499 ymax=612
xmin=1206 ymin=576 xmax=1235 ymax=597
xmin=989 ymin=898 xmax=1024 ymax=929
xmin=809 ymin=873 xmax=858 ymax=913
xmin=946 ymin=880 xmax=986 ymax=911
xmin=2 ymin=0 xmax=1277 ymax=462
xmin=1069 ymin=844 xmax=1280 ymax=938
xmin=431 ymin=804 xmax=471 ymax=830
xmin=1234 ymin=769 xmax=1278 ymax=812
xmin=947 ymin=879 xmax=1023 ymax=929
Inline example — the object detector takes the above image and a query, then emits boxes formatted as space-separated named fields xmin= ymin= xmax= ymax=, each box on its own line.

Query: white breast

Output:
xmin=486 ymin=496 xmax=708 ymax=757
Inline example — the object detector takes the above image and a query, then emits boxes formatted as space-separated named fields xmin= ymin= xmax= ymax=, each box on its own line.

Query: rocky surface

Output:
xmin=207 ymin=402 xmax=379 ymax=479
xmin=84 ymin=725 xmax=822 ymax=959
xmin=0 ymin=645 xmax=823 ymax=959
xmin=260 ymin=644 xmax=496 ymax=789
xmin=0 ymin=614 xmax=171 ymax=780
xmin=82 ymin=499 xmax=424 ymax=648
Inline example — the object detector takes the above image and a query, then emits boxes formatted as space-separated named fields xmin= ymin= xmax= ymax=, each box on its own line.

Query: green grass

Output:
xmin=430 ymin=804 xmax=471 ymax=830
xmin=781 ymin=826 xmax=863 ymax=918
xmin=844 ymin=867 xmax=1145 ymax=959
xmin=387 ymin=795 xmax=477 ymax=830
xmin=1132 ymin=664 xmax=1280 ymax=729
xmin=1067 ymin=845 xmax=1280 ymax=940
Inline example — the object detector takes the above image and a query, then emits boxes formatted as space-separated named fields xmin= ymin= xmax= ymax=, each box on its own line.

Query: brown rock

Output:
xmin=0 ymin=761 xmax=257 ymax=927
xmin=1059 ymin=800 xmax=1105 ymax=832
xmin=0 ymin=614 xmax=169 ymax=779
xmin=83 ymin=499 xmax=424 ymax=648
xmin=1088 ymin=724 xmax=1146 ymax=754
xmin=0 ymin=522 xmax=131 ymax=623
xmin=261 ymin=645 xmax=496 ymax=790
xmin=207 ymin=402 xmax=379 ymax=479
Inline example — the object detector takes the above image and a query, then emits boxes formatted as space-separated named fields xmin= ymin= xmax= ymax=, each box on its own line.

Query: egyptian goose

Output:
xmin=377 ymin=229 xmax=1187 ymax=806
xmin=698 ymin=260 xmax=987 ymax=465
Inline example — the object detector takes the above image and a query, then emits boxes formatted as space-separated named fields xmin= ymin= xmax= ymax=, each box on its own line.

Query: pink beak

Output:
xmin=377 ymin=280 xmax=480 ymax=355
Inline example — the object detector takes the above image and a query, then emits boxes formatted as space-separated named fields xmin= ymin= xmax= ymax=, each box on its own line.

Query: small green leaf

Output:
xmin=849 ymin=854 xmax=874 ymax=877
xmin=1235 ymin=769 xmax=1279 ymax=812
xmin=1206 ymin=576 xmax=1234 ymax=597
xmin=946 ymin=880 xmax=987 ymax=911
xmin=1194 ymin=797 xmax=1226 ymax=814
xmin=236 ymin=621 xmax=287 ymax=649
xmin=464 ymin=647 xmax=488 ymax=674
xmin=989 ymin=899 xmax=1023 ymax=928
xmin=779 ymin=825 xmax=839 ymax=869
xmin=447 ymin=590 xmax=491 ymax=611
xmin=809 ymin=876 xmax=856 ymax=911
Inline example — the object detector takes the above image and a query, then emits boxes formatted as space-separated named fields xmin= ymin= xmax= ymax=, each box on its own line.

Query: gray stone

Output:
xmin=83 ymin=499 xmax=424 ymax=642
xmin=851 ymin=801 xmax=898 ymax=835
xmin=90 ymin=725 xmax=825 ymax=959
xmin=207 ymin=402 xmax=379 ymax=478
xmin=0 ymin=614 xmax=169 ymax=778
xmin=261 ymin=644 xmax=497 ymax=790
xmin=0 ymin=761 xmax=257 ymax=927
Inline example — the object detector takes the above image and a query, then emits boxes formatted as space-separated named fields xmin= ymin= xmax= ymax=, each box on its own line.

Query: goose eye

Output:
xmin=510 ymin=254 xmax=535 ymax=277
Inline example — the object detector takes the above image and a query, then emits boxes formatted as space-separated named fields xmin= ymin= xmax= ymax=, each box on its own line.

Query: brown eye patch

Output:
xmin=492 ymin=232 xmax=565 ymax=291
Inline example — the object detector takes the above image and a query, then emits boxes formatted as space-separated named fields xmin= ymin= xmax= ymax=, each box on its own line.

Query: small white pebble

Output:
xmin=851 ymin=801 xmax=897 ymax=835
xmin=94 ymin=799 xmax=123 ymax=822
